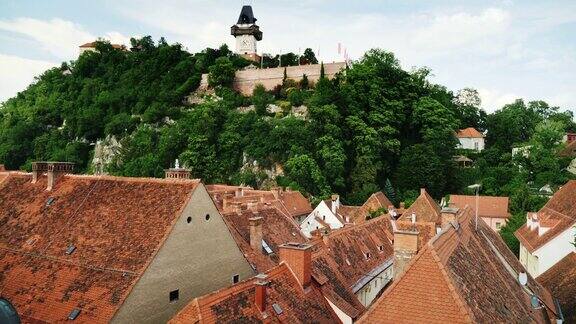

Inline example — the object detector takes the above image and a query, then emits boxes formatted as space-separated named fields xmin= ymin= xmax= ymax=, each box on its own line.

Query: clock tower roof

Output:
xmin=237 ymin=5 xmax=257 ymax=24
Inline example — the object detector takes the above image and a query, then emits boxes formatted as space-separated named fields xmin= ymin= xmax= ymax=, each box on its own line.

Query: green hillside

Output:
xmin=1 ymin=37 xmax=574 ymax=251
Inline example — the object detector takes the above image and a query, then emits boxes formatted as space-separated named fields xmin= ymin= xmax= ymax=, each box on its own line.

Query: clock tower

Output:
xmin=231 ymin=5 xmax=263 ymax=58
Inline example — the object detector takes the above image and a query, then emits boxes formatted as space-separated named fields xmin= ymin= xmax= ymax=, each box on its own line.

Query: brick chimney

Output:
xmin=393 ymin=223 xmax=419 ymax=280
xmin=249 ymin=217 xmax=264 ymax=253
xmin=279 ymin=243 xmax=312 ymax=288
xmin=0 ymin=164 xmax=5 ymax=172
xmin=254 ymin=273 xmax=268 ymax=312
xmin=32 ymin=162 xmax=74 ymax=191
xmin=271 ymin=187 xmax=282 ymax=199
xmin=441 ymin=207 xmax=459 ymax=227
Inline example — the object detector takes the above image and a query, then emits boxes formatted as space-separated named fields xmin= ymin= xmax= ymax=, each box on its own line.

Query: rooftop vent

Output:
xmin=46 ymin=197 xmax=55 ymax=206
xmin=272 ymin=303 xmax=283 ymax=315
xmin=68 ymin=309 xmax=81 ymax=320
xmin=262 ymin=240 xmax=273 ymax=255
xmin=66 ymin=245 xmax=76 ymax=255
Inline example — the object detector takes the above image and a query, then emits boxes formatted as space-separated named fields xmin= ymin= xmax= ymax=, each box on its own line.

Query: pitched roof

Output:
xmin=207 ymin=185 xmax=312 ymax=219
xmin=351 ymin=192 xmax=393 ymax=224
xmin=515 ymin=180 xmax=576 ymax=252
xmin=398 ymin=189 xmax=441 ymax=225
xmin=558 ymin=140 xmax=576 ymax=157
xmin=537 ymin=252 xmax=576 ymax=323
xmin=0 ymin=173 xmax=199 ymax=322
xmin=220 ymin=207 xmax=308 ymax=272
xmin=320 ymin=216 xmax=394 ymax=290
xmin=360 ymin=208 xmax=557 ymax=324
xmin=236 ymin=5 xmax=257 ymax=24
xmin=79 ymin=42 xmax=125 ymax=49
xmin=169 ymin=262 xmax=340 ymax=323
xmin=456 ymin=127 xmax=484 ymax=138
xmin=450 ymin=195 xmax=510 ymax=219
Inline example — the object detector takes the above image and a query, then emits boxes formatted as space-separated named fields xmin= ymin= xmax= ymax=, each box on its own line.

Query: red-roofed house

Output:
xmin=79 ymin=41 xmax=127 ymax=55
xmin=0 ymin=163 xmax=254 ymax=323
xmin=537 ymin=252 xmax=576 ymax=323
xmin=398 ymin=188 xmax=443 ymax=232
xmin=170 ymin=244 xmax=342 ymax=324
xmin=515 ymin=180 xmax=576 ymax=277
xmin=359 ymin=207 xmax=561 ymax=323
xmin=449 ymin=194 xmax=511 ymax=231
xmin=456 ymin=127 xmax=485 ymax=151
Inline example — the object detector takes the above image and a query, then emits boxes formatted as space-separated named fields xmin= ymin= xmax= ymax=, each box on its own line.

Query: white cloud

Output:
xmin=478 ymin=88 xmax=521 ymax=112
xmin=0 ymin=17 xmax=130 ymax=59
xmin=0 ymin=54 xmax=57 ymax=103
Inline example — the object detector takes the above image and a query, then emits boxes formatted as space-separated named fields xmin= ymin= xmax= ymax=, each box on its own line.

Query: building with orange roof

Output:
xmin=79 ymin=41 xmax=127 ymax=55
xmin=0 ymin=162 xmax=254 ymax=323
xmin=206 ymin=185 xmax=312 ymax=222
xmin=398 ymin=188 xmax=444 ymax=231
xmin=359 ymin=207 xmax=562 ymax=324
xmin=170 ymin=243 xmax=341 ymax=324
xmin=515 ymin=180 xmax=576 ymax=277
xmin=537 ymin=252 xmax=576 ymax=323
xmin=456 ymin=127 xmax=485 ymax=151
xmin=449 ymin=194 xmax=511 ymax=231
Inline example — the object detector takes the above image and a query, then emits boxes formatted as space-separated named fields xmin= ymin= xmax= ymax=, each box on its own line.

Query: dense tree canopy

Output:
xmin=1 ymin=37 xmax=574 ymax=253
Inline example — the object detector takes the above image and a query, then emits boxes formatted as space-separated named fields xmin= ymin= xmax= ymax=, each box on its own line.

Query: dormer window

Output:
xmin=378 ymin=245 xmax=384 ymax=252
xmin=365 ymin=252 xmax=371 ymax=259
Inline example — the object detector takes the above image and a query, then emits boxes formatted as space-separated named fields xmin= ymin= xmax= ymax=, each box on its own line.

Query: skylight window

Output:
xmin=46 ymin=197 xmax=55 ymax=206
xmin=68 ymin=308 xmax=81 ymax=320
xmin=272 ymin=303 xmax=283 ymax=315
xmin=365 ymin=252 xmax=371 ymax=259
xmin=65 ymin=245 xmax=76 ymax=255
xmin=262 ymin=240 xmax=273 ymax=255
xmin=169 ymin=289 xmax=179 ymax=302
xmin=233 ymin=274 xmax=240 ymax=284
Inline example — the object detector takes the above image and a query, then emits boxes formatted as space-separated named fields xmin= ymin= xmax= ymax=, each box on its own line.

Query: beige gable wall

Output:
xmin=112 ymin=184 xmax=254 ymax=323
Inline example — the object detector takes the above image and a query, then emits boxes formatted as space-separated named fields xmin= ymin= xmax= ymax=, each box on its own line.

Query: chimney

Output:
xmin=331 ymin=194 xmax=340 ymax=214
xmin=531 ymin=214 xmax=539 ymax=231
xmin=249 ymin=217 xmax=264 ymax=253
xmin=279 ymin=243 xmax=312 ymax=288
xmin=441 ymin=207 xmax=459 ymax=227
xmin=526 ymin=213 xmax=533 ymax=229
xmin=0 ymin=164 xmax=5 ymax=172
xmin=393 ymin=227 xmax=419 ymax=280
xmin=32 ymin=162 xmax=74 ymax=190
xmin=254 ymin=273 xmax=268 ymax=312
xmin=235 ymin=187 xmax=243 ymax=198
xmin=420 ymin=188 xmax=426 ymax=196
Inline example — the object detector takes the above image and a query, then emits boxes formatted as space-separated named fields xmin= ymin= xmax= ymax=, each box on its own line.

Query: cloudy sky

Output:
xmin=1 ymin=0 xmax=575 ymax=113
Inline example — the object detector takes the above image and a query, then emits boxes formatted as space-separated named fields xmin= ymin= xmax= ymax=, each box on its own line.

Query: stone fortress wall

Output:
xmin=200 ymin=62 xmax=347 ymax=95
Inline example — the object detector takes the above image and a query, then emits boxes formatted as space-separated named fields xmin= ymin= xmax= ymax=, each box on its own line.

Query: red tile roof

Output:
xmin=79 ymin=42 xmax=125 ymax=49
xmin=0 ymin=173 xmax=199 ymax=323
xmin=319 ymin=216 xmax=394 ymax=290
xmin=456 ymin=127 xmax=484 ymax=138
xmin=351 ymin=192 xmax=393 ymax=224
xmin=169 ymin=262 xmax=341 ymax=323
xmin=360 ymin=208 xmax=557 ymax=323
xmin=515 ymin=180 xmax=576 ymax=253
xmin=450 ymin=195 xmax=510 ymax=219
xmin=207 ymin=185 xmax=312 ymax=219
xmin=221 ymin=207 xmax=308 ymax=272
xmin=398 ymin=189 xmax=441 ymax=225
xmin=537 ymin=252 xmax=576 ymax=323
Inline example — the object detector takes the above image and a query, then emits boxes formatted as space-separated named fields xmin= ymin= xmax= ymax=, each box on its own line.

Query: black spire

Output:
xmin=237 ymin=5 xmax=257 ymax=24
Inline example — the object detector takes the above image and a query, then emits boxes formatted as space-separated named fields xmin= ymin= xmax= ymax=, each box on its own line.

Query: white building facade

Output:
xmin=300 ymin=196 xmax=345 ymax=238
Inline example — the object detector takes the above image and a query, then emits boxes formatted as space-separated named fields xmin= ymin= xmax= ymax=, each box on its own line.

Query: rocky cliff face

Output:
xmin=92 ymin=135 xmax=122 ymax=175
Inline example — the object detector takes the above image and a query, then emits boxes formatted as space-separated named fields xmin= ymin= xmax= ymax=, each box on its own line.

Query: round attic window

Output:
xmin=187 ymin=216 xmax=192 ymax=223
xmin=205 ymin=214 xmax=210 ymax=221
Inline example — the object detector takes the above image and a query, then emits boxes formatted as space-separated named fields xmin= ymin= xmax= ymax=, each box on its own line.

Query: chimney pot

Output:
xmin=249 ymin=217 xmax=264 ymax=253
xmin=254 ymin=274 xmax=268 ymax=312
xmin=279 ymin=243 xmax=312 ymax=288
xmin=400 ymin=202 xmax=405 ymax=209
xmin=420 ymin=188 xmax=426 ymax=195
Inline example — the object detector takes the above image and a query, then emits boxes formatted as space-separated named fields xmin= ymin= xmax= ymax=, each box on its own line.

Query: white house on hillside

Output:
xmin=515 ymin=180 xmax=576 ymax=277
xmin=456 ymin=127 xmax=485 ymax=151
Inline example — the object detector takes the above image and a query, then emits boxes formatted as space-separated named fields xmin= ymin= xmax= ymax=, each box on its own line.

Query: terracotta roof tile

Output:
xmin=351 ymin=192 xmax=393 ymax=224
xmin=456 ymin=127 xmax=484 ymax=138
xmin=537 ymin=252 xmax=576 ymax=323
xmin=221 ymin=207 xmax=307 ymax=272
xmin=0 ymin=173 xmax=199 ymax=322
xmin=360 ymin=208 xmax=558 ymax=323
xmin=515 ymin=180 xmax=576 ymax=252
xmin=398 ymin=189 xmax=441 ymax=225
xmin=169 ymin=263 xmax=340 ymax=323
xmin=450 ymin=195 xmax=510 ymax=219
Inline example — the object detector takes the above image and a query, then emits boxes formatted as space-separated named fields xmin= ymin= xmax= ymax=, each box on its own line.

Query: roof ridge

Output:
xmin=429 ymin=248 xmax=475 ymax=323
xmin=66 ymin=174 xmax=201 ymax=185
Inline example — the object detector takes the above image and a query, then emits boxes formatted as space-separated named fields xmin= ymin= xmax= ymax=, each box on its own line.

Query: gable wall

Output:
xmin=112 ymin=184 xmax=255 ymax=323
